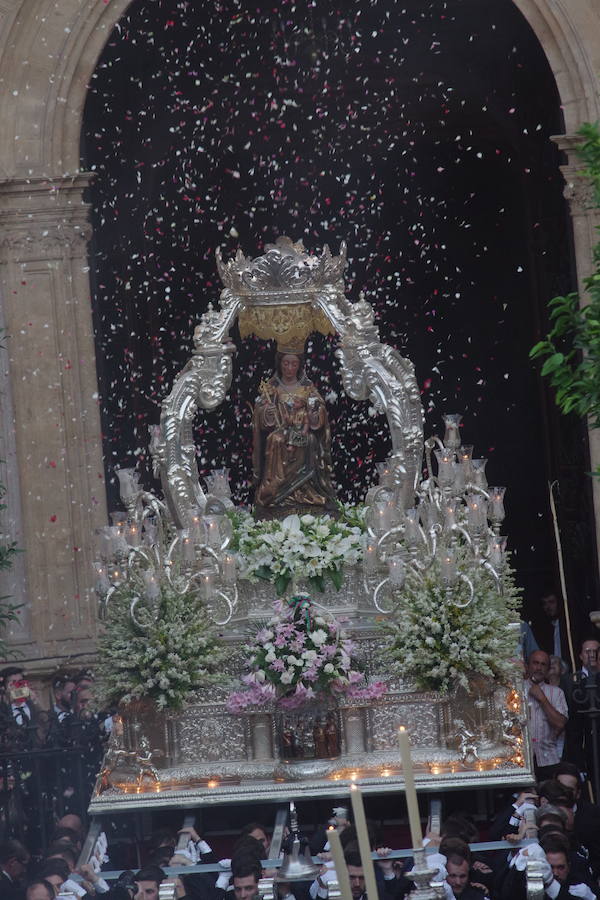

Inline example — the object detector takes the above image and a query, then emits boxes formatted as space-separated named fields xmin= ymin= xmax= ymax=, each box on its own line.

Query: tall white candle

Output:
xmin=327 ymin=827 xmax=353 ymax=900
xmin=349 ymin=784 xmax=379 ymax=900
xmin=398 ymin=725 xmax=423 ymax=849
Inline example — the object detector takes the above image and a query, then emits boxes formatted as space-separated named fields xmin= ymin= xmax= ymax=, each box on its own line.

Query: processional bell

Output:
xmin=275 ymin=802 xmax=321 ymax=882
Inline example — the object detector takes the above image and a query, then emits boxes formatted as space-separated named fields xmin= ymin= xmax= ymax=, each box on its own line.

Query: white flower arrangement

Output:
xmin=228 ymin=507 xmax=365 ymax=596
xmin=383 ymin=552 xmax=521 ymax=693
xmin=97 ymin=582 xmax=226 ymax=711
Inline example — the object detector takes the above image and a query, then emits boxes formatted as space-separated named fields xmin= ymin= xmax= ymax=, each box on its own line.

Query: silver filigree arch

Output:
xmin=153 ymin=240 xmax=424 ymax=528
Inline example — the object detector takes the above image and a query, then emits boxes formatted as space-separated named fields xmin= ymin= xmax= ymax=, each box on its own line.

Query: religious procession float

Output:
xmin=89 ymin=237 xmax=532 ymax=815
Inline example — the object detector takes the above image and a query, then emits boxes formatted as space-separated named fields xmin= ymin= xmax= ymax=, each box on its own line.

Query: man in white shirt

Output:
xmin=525 ymin=650 xmax=568 ymax=779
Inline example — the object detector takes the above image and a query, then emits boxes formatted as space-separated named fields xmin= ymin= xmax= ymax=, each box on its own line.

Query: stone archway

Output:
xmin=0 ymin=0 xmax=598 ymax=669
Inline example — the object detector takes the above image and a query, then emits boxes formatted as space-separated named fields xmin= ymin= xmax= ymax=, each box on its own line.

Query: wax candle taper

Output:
xmin=398 ymin=725 xmax=423 ymax=849
xmin=327 ymin=827 xmax=353 ymax=900
xmin=349 ymin=784 xmax=379 ymax=900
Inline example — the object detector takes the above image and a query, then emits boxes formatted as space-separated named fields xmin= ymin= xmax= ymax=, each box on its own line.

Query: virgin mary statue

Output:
xmin=252 ymin=345 xmax=337 ymax=516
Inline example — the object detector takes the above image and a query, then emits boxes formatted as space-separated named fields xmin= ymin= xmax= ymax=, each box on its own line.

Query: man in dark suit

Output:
xmin=534 ymin=592 xmax=570 ymax=669
xmin=555 ymin=762 xmax=600 ymax=878
xmin=0 ymin=839 xmax=30 ymax=900
xmin=561 ymin=639 xmax=600 ymax=785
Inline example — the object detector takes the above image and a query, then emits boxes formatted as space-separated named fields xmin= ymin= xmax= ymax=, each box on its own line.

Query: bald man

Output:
xmin=526 ymin=649 xmax=568 ymax=779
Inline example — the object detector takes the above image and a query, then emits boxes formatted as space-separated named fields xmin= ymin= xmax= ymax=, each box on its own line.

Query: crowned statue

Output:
xmin=252 ymin=342 xmax=337 ymax=517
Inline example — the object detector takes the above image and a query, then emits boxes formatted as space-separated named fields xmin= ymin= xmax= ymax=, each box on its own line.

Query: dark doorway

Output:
xmin=82 ymin=0 xmax=597 ymax=644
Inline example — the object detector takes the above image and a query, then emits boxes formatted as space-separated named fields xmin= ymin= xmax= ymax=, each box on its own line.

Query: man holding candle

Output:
xmin=525 ymin=650 xmax=568 ymax=779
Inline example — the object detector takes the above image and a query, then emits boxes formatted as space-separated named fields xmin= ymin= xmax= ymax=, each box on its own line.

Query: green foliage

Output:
xmin=530 ymin=123 xmax=600 ymax=440
xmin=96 ymin=583 xmax=226 ymax=710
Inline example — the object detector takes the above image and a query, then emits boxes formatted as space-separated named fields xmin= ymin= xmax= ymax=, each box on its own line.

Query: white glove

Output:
xmin=511 ymin=843 xmax=546 ymax=871
xmin=63 ymin=879 xmax=87 ymax=898
xmin=568 ymin=885 xmax=596 ymax=900
xmin=216 ymin=860 xmax=232 ymax=891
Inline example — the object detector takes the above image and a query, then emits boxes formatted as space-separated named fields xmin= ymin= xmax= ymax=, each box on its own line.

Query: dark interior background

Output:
xmin=82 ymin=0 xmax=598 ymax=647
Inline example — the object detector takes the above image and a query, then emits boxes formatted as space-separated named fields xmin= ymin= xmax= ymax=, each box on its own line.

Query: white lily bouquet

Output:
xmin=230 ymin=508 xmax=364 ymax=596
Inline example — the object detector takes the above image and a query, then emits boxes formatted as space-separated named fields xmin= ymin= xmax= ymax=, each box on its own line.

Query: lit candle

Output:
xmin=364 ymin=537 xmax=377 ymax=572
xmin=434 ymin=449 xmax=455 ymax=489
xmin=387 ymin=555 xmax=405 ymax=587
xmin=349 ymin=785 xmax=379 ymax=900
xmin=375 ymin=505 xmax=390 ymax=534
xmin=223 ymin=553 xmax=237 ymax=585
xmin=404 ymin=509 xmax=420 ymax=547
xmin=204 ymin=516 xmax=221 ymax=548
xmin=189 ymin=507 xmax=203 ymax=543
xmin=143 ymin=568 xmax=160 ymax=601
xmin=327 ymin=828 xmax=353 ymax=900
xmin=203 ymin=573 xmax=214 ymax=601
xmin=93 ymin=560 xmax=110 ymax=593
xmin=179 ymin=529 xmax=195 ymax=563
xmin=126 ymin=523 xmax=141 ymax=547
xmin=440 ymin=548 xmax=456 ymax=585
xmin=489 ymin=535 xmax=507 ymax=568
xmin=397 ymin=726 xmax=423 ymax=849
xmin=488 ymin=487 xmax=506 ymax=523
xmin=443 ymin=500 xmax=457 ymax=532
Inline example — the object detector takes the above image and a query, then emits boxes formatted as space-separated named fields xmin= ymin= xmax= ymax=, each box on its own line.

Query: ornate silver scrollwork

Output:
xmin=158 ymin=295 xmax=240 ymax=528
xmin=315 ymin=288 xmax=424 ymax=494
xmin=157 ymin=237 xmax=424 ymax=531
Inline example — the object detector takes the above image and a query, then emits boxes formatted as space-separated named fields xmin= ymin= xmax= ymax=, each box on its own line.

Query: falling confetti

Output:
xmin=82 ymin=0 xmax=592 ymax=610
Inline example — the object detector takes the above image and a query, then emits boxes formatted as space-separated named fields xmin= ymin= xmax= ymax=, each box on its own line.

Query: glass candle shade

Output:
xmin=488 ymin=487 xmax=506 ymax=523
xmin=458 ymin=445 xmax=474 ymax=484
xmin=375 ymin=460 xmax=394 ymax=488
xmin=222 ymin=553 xmax=237 ymax=585
xmin=435 ymin=448 xmax=456 ymax=489
xmin=471 ymin=458 xmax=488 ymax=490
xmin=387 ymin=555 xmax=406 ymax=587
xmin=188 ymin=507 xmax=203 ymax=543
xmin=373 ymin=503 xmax=391 ymax=535
xmin=116 ymin=467 xmax=139 ymax=501
xmin=210 ymin=467 xmax=231 ymax=497
xmin=179 ymin=529 xmax=196 ymax=563
xmin=143 ymin=518 xmax=158 ymax=547
xmin=202 ymin=572 xmax=214 ymax=602
xmin=489 ymin=535 xmax=507 ymax=568
xmin=363 ymin=535 xmax=378 ymax=572
xmin=440 ymin=547 xmax=457 ymax=584
xmin=420 ymin=501 xmax=440 ymax=531
xmin=404 ymin=508 xmax=420 ymax=547
xmin=125 ymin=523 xmax=141 ymax=547
xmin=466 ymin=493 xmax=487 ymax=535
xmin=442 ymin=499 xmax=458 ymax=532
xmin=109 ymin=566 xmax=123 ymax=586
xmin=110 ymin=510 xmax=127 ymax=531
xmin=143 ymin=568 xmax=161 ymax=601
xmin=93 ymin=560 xmax=110 ymax=593
xmin=204 ymin=515 xmax=222 ymax=548
xmin=96 ymin=526 xmax=115 ymax=560
xmin=442 ymin=413 xmax=462 ymax=450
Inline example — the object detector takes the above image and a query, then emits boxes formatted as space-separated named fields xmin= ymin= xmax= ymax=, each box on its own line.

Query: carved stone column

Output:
xmin=552 ymin=134 xmax=600 ymax=572
xmin=0 ymin=175 xmax=107 ymax=666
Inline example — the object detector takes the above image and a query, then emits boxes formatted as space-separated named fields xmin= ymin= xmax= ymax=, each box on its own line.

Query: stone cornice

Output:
xmin=0 ymin=173 xmax=94 ymax=261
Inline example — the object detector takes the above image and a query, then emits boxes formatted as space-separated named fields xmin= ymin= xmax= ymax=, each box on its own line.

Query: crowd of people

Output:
xmin=0 ymin=666 xmax=111 ymax=848
xmin=3 ymin=771 xmax=600 ymax=900
xmin=0 ymin=589 xmax=599 ymax=900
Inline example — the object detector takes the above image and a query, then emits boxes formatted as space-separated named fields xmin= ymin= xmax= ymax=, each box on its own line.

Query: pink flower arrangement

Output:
xmin=227 ymin=595 xmax=387 ymax=713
